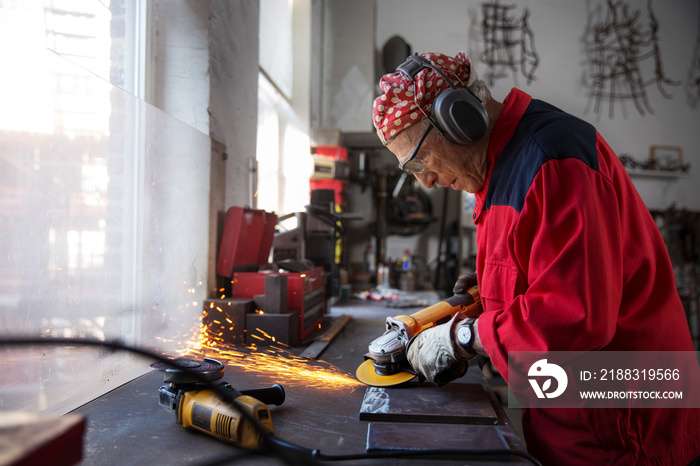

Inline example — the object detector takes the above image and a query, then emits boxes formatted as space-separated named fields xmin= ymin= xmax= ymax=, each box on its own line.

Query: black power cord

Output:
xmin=0 ymin=336 xmax=543 ymax=466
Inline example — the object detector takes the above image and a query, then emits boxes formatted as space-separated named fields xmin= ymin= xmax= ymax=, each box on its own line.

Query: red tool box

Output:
xmin=216 ymin=207 xmax=326 ymax=342
xmin=216 ymin=207 xmax=277 ymax=276
xmin=231 ymin=268 xmax=326 ymax=340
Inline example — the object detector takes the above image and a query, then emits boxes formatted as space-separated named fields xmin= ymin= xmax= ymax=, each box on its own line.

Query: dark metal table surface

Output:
xmin=73 ymin=299 xmax=529 ymax=465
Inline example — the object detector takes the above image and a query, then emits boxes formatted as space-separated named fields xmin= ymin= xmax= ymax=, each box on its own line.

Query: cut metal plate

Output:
xmin=359 ymin=383 xmax=498 ymax=424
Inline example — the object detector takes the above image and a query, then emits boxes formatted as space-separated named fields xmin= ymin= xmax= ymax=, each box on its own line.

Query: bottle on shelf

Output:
xmin=399 ymin=248 xmax=415 ymax=291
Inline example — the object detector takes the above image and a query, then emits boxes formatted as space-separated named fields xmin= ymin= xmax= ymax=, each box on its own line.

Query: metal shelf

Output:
xmin=626 ymin=168 xmax=691 ymax=179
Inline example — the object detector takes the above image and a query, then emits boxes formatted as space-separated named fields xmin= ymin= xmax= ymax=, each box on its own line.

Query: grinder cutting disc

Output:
xmin=150 ymin=357 xmax=225 ymax=384
xmin=355 ymin=359 xmax=416 ymax=387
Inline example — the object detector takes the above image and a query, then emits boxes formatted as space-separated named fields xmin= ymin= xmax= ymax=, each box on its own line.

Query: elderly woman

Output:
xmin=372 ymin=51 xmax=700 ymax=466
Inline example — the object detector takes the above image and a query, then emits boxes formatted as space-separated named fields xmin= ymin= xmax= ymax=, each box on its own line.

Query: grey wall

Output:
xmin=153 ymin=0 xmax=259 ymax=212
xmin=375 ymin=0 xmax=700 ymax=211
xmin=313 ymin=0 xmax=376 ymax=131
xmin=151 ymin=0 xmax=261 ymax=291
xmin=210 ymin=1 xmax=260 ymax=210
xmin=321 ymin=0 xmax=700 ymax=210
xmin=153 ymin=0 xmax=211 ymax=135
xmin=321 ymin=0 xmax=700 ymax=283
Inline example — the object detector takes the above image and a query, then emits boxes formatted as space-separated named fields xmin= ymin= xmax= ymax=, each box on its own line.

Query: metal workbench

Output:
xmin=73 ymin=299 xmax=529 ymax=465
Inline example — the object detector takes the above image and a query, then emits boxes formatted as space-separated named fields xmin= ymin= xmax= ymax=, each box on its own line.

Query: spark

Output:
xmin=254 ymin=328 xmax=273 ymax=340
xmin=189 ymin=342 xmax=361 ymax=391
xmin=153 ymin=281 xmax=361 ymax=392
xmin=181 ymin=316 xmax=361 ymax=391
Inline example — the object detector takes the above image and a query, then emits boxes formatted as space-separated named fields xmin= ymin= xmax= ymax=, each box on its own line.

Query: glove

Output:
xmin=406 ymin=313 xmax=469 ymax=386
xmin=453 ymin=273 xmax=478 ymax=295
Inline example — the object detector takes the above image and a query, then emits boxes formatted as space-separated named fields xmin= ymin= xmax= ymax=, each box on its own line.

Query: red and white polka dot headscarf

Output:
xmin=372 ymin=51 xmax=474 ymax=145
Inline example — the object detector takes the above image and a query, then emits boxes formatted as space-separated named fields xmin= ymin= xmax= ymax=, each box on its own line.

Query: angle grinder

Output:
xmin=152 ymin=358 xmax=284 ymax=449
xmin=356 ymin=286 xmax=482 ymax=387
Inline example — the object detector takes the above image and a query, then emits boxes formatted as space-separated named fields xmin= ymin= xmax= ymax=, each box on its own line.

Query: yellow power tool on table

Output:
xmin=355 ymin=286 xmax=482 ymax=387
xmin=152 ymin=358 xmax=285 ymax=449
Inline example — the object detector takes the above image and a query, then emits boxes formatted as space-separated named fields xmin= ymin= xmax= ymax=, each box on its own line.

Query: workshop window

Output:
xmin=0 ymin=0 xmax=210 ymax=414
xmin=256 ymin=0 xmax=312 ymax=216
xmin=256 ymin=73 xmax=313 ymax=215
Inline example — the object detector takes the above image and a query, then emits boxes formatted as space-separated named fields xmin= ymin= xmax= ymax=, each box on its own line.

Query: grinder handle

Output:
xmin=445 ymin=285 xmax=482 ymax=318
xmin=240 ymin=383 xmax=286 ymax=406
xmin=396 ymin=286 xmax=482 ymax=337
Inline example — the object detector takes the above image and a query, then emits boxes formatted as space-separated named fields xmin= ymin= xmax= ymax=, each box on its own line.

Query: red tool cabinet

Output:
xmin=216 ymin=206 xmax=326 ymax=341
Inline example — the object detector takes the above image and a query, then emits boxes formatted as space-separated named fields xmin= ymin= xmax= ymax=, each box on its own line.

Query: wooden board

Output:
xmin=366 ymin=422 xmax=509 ymax=452
xmin=299 ymin=314 xmax=351 ymax=359
xmin=359 ymin=383 xmax=498 ymax=425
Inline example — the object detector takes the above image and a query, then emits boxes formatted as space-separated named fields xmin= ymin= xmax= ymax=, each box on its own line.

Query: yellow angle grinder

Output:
xmin=152 ymin=358 xmax=285 ymax=449
xmin=356 ymin=286 xmax=482 ymax=387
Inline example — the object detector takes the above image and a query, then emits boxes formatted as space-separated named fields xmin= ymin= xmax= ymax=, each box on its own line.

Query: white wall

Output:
xmin=375 ymin=0 xmax=700 ymax=210
xmin=153 ymin=0 xmax=211 ymax=135
xmin=152 ymin=0 xmax=260 ymax=212
xmin=210 ymin=1 xmax=260 ymax=210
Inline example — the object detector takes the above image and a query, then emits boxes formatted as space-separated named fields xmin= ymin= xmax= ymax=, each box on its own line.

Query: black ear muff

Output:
xmin=432 ymin=87 xmax=489 ymax=144
xmin=396 ymin=53 xmax=489 ymax=145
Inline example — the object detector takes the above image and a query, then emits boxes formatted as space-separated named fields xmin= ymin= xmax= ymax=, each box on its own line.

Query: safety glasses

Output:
xmin=398 ymin=124 xmax=433 ymax=174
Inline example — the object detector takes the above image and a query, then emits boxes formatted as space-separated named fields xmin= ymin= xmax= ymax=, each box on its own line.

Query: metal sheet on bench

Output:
xmin=366 ymin=422 xmax=508 ymax=452
xmin=359 ymin=383 xmax=498 ymax=425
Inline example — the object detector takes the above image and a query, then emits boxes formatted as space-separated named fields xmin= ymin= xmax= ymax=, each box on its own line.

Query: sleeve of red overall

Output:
xmin=477 ymin=145 xmax=624 ymax=381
